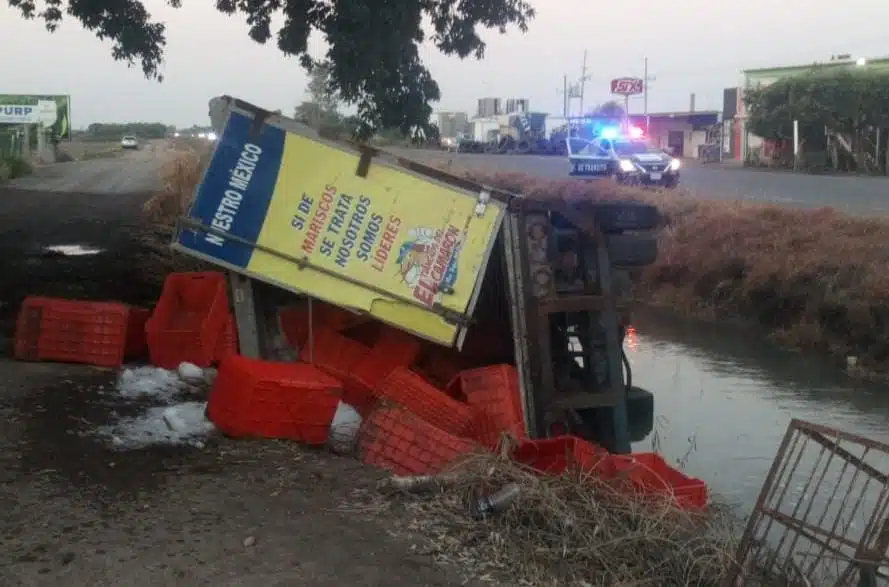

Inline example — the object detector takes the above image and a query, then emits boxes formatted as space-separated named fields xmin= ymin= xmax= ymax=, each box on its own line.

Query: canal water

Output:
xmin=628 ymin=308 xmax=889 ymax=515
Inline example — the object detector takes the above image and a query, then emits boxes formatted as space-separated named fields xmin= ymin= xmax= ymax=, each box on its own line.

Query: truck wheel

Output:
xmin=516 ymin=140 xmax=531 ymax=154
xmin=626 ymin=386 xmax=655 ymax=443
xmin=587 ymin=202 xmax=660 ymax=232
xmin=607 ymin=234 xmax=658 ymax=267
xmin=575 ymin=386 xmax=655 ymax=448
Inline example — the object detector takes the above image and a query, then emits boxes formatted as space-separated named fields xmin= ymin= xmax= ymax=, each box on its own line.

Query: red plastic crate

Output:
xmin=299 ymin=327 xmax=370 ymax=407
xmin=610 ymin=452 xmax=709 ymax=510
xmin=451 ymin=365 xmax=525 ymax=443
xmin=214 ymin=315 xmax=238 ymax=361
xmin=512 ymin=436 xmax=612 ymax=477
xmin=14 ymin=296 xmax=135 ymax=368
xmin=207 ymin=354 xmax=343 ymax=444
xmin=146 ymin=272 xmax=229 ymax=368
xmin=349 ymin=327 xmax=422 ymax=397
xmin=413 ymin=344 xmax=466 ymax=391
xmin=278 ymin=303 xmax=370 ymax=348
xmin=359 ymin=406 xmax=477 ymax=475
xmin=125 ymin=307 xmax=151 ymax=359
xmin=374 ymin=366 xmax=473 ymax=437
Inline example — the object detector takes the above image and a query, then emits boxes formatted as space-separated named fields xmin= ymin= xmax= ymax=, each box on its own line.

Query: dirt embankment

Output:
xmin=458 ymin=171 xmax=889 ymax=375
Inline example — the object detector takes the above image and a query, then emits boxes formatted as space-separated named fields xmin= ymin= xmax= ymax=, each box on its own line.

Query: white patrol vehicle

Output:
xmin=566 ymin=126 xmax=681 ymax=188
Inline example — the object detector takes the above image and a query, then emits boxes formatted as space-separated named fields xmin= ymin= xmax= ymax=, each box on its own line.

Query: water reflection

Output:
xmin=628 ymin=308 xmax=889 ymax=514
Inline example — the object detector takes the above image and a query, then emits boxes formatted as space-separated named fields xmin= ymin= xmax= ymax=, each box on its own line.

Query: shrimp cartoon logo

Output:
xmin=396 ymin=225 xmax=463 ymax=307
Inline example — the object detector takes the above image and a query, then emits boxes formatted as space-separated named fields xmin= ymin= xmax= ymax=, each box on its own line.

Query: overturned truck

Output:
xmin=173 ymin=96 xmax=661 ymax=454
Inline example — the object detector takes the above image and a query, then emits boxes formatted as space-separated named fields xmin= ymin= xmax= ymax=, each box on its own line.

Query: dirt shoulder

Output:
xmin=9 ymin=143 xmax=166 ymax=194
xmin=0 ymin=361 xmax=485 ymax=587
xmin=0 ymin=160 xmax=495 ymax=586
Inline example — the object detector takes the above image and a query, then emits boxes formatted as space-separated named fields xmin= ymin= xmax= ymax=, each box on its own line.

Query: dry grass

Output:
xmin=367 ymin=451 xmax=746 ymax=586
xmin=136 ymin=145 xmax=214 ymax=282
xmin=145 ymin=147 xmax=889 ymax=374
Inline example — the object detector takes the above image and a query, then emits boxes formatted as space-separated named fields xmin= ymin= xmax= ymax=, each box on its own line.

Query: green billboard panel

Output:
xmin=0 ymin=95 xmax=72 ymax=139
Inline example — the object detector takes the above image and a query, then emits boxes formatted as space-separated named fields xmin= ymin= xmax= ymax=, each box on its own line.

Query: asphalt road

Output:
xmin=387 ymin=149 xmax=889 ymax=217
xmin=10 ymin=142 xmax=167 ymax=194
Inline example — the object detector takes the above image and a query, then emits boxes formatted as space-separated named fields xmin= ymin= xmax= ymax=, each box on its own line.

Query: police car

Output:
xmin=567 ymin=126 xmax=680 ymax=188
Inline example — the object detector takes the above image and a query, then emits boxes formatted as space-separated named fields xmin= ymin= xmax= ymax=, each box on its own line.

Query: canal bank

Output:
xmin=459 ymin=170 xmax=889 ymax=380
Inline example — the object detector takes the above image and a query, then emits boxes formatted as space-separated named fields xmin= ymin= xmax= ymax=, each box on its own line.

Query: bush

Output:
xmin=2 ymin=156 xmax=32 ymax=179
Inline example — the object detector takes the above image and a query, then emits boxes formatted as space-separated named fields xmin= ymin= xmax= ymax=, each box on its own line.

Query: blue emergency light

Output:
xmin=599 ymin=127 xmax=618 ymax=139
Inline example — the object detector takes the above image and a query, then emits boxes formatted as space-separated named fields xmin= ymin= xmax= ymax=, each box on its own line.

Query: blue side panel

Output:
xmin=176 ymin=112 xmax=285 ymax=268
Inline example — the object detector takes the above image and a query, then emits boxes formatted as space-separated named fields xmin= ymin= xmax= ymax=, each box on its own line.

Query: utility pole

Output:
xmin=563 ymin=75 xmax=568 ymax=117
xmin=579 ymin=50 xmax=589 ymax=115
xmin=643 ymin=57 xmax=649 ymax=133
xmin=642 ymin=57 xmax=657 ymax=134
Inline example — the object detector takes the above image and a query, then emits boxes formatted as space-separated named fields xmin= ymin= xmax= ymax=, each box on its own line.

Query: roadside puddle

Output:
xmin=43 ymin=244 xmax=104 ymax=256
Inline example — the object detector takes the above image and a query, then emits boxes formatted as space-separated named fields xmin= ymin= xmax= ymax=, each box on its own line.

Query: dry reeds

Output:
xmin=378 ymin=452 xmax=742 ymax=586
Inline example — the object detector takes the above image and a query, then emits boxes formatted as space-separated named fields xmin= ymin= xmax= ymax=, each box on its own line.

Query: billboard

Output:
xmin=174 ymin=100 xmax=505 ymax=347
xmin=610 ymin=78 xmax=644 ymax=96
xmin=0 ymin=95 xmax=71 ymax=139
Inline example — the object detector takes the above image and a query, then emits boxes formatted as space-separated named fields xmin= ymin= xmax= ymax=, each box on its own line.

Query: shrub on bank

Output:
xmin=148 ymin=149 xmax=889 ymax=374
xmin=1 ymin=155 xmax=32 ymax=180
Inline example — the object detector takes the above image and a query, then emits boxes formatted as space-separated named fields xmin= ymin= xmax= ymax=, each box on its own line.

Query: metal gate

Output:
xmin=728 ymin=419 xmax=889 ymax=586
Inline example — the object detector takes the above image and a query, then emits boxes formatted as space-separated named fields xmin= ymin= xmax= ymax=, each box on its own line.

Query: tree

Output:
xmin=10 ymin=0 xmax=535 ymax=139
xmin=588 ymin=100 xmax=625 ymax=118
xmin=294 ymin=63 xmax=340 ymax=129
xmin=744 ymin=69 xmax=889 ymax=171
xmin=82 ymin=122 xmax=169 ymax=141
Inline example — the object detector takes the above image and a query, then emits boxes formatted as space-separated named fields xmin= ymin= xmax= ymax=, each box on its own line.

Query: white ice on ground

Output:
xmin=177 ymin=362 xmax=204 ymax=381
xmin=102 ymin=402 xmax=215 ymax=449
xmin=328 ymin=401 xmax=362 ymax=455
xmin=98 ymin=365 xmax=216 ymax=449
xmin=117 ymin=366 xmax=187 ymax=401
xmin=44 ymin=244 xmax=104 ymax=256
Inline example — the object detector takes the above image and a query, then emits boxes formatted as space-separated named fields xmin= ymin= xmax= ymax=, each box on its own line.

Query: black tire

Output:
xmin=607 ymin=234 xmax=658 ymax=267
xmin=575 ymin=386 xmax=655 ymax=448
xmin=515 ymin=140 xmax=531 ymax=154
xmin=626 ymin=386 xmax=655 ymax=443
xmin=587 ymin=202 xmax=660 ymax=232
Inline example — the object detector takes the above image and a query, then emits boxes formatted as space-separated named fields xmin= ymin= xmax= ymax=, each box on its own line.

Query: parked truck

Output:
xmin=175 ymin=95 xmax=661 ymax=453
xmin=457 ymin=112 xmax=568 ymax=155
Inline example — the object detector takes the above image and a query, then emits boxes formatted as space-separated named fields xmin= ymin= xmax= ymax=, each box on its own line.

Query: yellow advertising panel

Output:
xmin=176 ymin=109 xmax=504 ymax=346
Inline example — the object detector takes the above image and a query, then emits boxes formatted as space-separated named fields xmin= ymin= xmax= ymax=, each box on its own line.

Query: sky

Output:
xmin=3 ymin=0 xmax=889 ymax=128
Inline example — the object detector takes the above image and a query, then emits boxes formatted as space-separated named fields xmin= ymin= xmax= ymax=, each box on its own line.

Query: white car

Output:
xmin=120 ymin=136 xmax=139 ymax=150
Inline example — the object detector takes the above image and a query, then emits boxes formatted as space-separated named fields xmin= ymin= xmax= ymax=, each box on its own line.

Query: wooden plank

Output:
xmin=228 ymin=272 xmax=263 ymax=359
